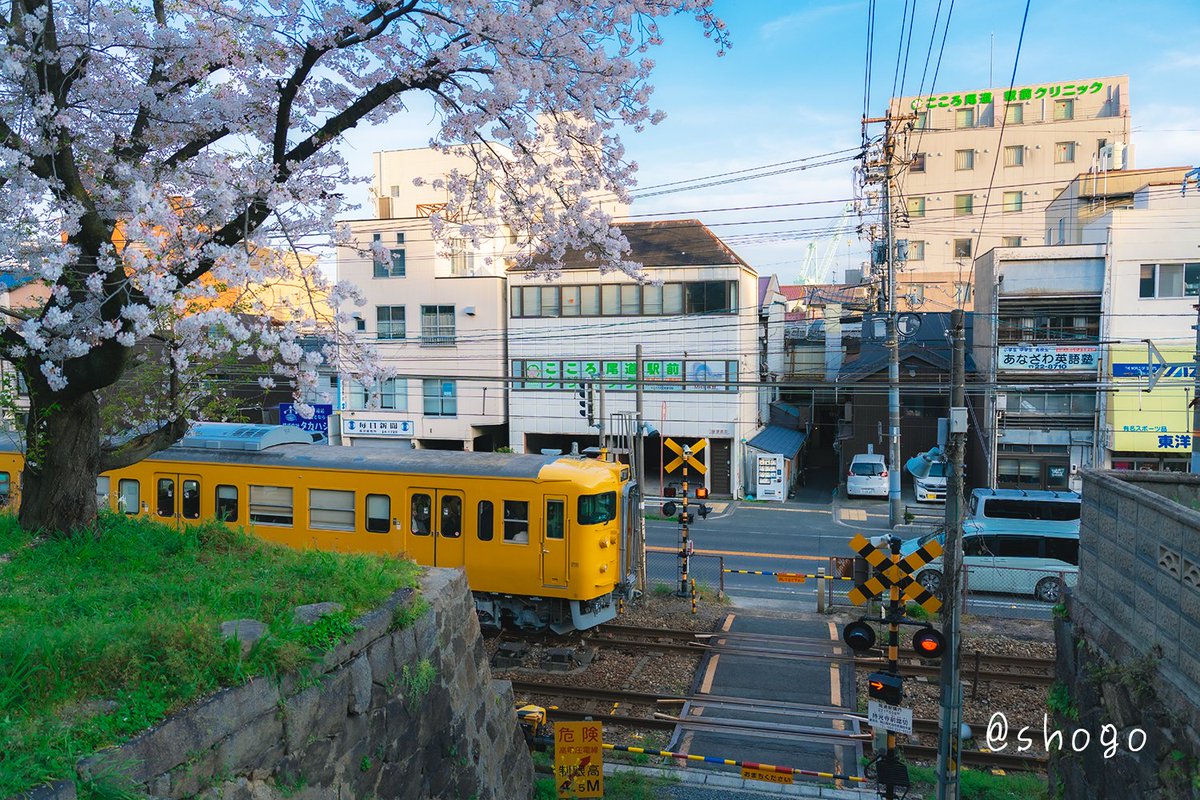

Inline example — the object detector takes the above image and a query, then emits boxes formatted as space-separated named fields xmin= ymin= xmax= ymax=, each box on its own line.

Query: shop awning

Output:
xmin=747 ymin=425 xmax=807 ymax=461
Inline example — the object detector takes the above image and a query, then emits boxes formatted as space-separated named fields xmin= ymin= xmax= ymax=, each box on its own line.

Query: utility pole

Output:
xmin=884 ymin=113 xmax=903 ymax=527
xmin=598 ymin=381 xmax=607 ymax=457
xmin=937 ymin=308 xmax=967 ymax=800
xmin=636 ymin=345 xmax=647 ymax=593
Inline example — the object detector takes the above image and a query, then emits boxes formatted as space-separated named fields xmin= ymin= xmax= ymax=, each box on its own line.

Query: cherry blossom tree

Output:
xmin=0 ymin=0 xmax=728 ymax=532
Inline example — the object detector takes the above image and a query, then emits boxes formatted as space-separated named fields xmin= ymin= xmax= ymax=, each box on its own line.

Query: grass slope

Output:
xmin=0 ymin=513 xmax=419 ymax=797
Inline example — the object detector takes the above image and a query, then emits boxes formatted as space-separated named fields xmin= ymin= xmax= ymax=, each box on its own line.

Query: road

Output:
xmin=642 ymin=483 xmax=1057 ymax=619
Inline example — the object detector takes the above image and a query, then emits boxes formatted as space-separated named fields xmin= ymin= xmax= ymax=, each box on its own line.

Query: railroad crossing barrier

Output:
xmin=602 ymin=742 xmax=866 ymax=786
xmin=721 ymin=565 xmax=855 ymax=612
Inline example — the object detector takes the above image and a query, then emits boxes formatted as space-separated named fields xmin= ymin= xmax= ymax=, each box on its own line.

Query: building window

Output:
xmin=561 ymin=286 xmax=580 ymax=316
xmin=1140 ymin=263 xmax=1200 ymax=298
xmin=642 ymin=284 xmax=663 ymax=314
xmin=1005 ymin=104 xmax=1024 ymax=124
xmin=540 ymin=286 xmax=560 ymax=317
xmin=349 ymin=377 xmax=406 ymax=410
xmin=249 ymin=485 xmax=293 ymax=527
xmin=1004 ymin=145 xmax=1024 ymax=167
xmin=954 ymin=239 xmax=972 ymax=259
xmin=955 ymin=283 xmax=972 ymax=304
xmin=389 ymin=185 xmax=401 ymax=198
xmin=449 ymin=238 xmax=473 ymax=275
xmin=908 ymin=240 xmax=925 ymax=261
xmin=376 ymin=306 xmax=405 ymax=339
xmin=581 ymin=285 xmax=601 ymax=315
xmin=374 ymin=232 xmax=405 ymax=278
xmin=420 ymin=305 xmax=455 ymax=345
xmin=955 ymin=149 xmax=975 ymax=171
xmin=620 ymin=284 xmax=641 ymax=315
xmin=955 ymin=107 xmax=975 ymax=128
xmin=999 ymin=314 xmax=1099 ymax=343
xmin=1054 ymin=141 xmax=1076 ymax=163
xmin=1054 ymin=99 xmax=1075 ymax=121
xmin=684 ymin=281 xmax=737 ymax=314
xmin=309 ymin=488 xmax=355 ymax=532
xmin=915 ymin=111 xmax=928 ymax=129
xmin=1003 ymin=191 xmax=1023 ymax=213
xmin=423 ymin=378 xmax=457 ymax=417
xmin=954 ymin=194 xmax=974 ymax=216
xmin=910 ymin=153 xmax=926 ymax=173
xmin=354 ymin=316 xmax=366 ymax=333
xmin=1002 ymin=236 xmax=1022 ymax=248
xmin=906 ymin=196 xmax=926 ymax=218
xmin=601 ymin=284 xmax=620 ymax=316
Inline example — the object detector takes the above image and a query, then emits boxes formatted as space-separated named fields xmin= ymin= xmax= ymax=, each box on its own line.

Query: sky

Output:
xmin=334 ymin=0 xmax=1200 ymax=286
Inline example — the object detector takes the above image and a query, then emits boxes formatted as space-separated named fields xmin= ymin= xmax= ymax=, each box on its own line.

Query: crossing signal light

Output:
xmin=575 ymin=384 xmax=594 ymax=425
xmin=867 ymin=671 xmax=903 ymax=705
xmin=661 ymin=501 xmax=677 ymax=518
xmin=698 ymin=503 xmax=710 ymax=519
xmin=842 ymin=619 xmax=876 ymax=653
xmin=912 ymin=627 xmax=946 ymax=659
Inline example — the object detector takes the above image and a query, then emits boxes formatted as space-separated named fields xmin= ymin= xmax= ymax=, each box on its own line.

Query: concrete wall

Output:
xmin=1054 ymin=469 xmax=1200 ymax=798
xmin=18 ymin=569 xmax=533 ymax=800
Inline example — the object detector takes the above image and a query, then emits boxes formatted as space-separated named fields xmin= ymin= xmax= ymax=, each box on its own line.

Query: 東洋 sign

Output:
xmin=999 ymin=345 xmax=1097 ymax=371
xmin=554 ymin=721 xmax=603 ymax=798
xmin=868 ymin=699 xmax=913 ymax=735
xmin=279 ymin=403 xmax=332 ymax=435
xmin=342 ymin=418 xmax=414 ymax=437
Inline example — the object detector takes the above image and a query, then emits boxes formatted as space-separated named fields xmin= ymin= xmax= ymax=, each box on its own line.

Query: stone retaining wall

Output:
xmin=20 ymin=568 xmax=533 ymax=800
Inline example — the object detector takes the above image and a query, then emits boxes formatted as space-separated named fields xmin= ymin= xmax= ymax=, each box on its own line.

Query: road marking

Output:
xmin=740 ymin=505 xmax=825 ymax=513
xmin=840 ymin=509 xmax=867 ymax=521
xmin=699 ymin=653 xmax=720 ymax=694
xmin=722 ymin=614 xmax=735 ymax=633
xmin=647 ymin=545 xmax=826 ymax=562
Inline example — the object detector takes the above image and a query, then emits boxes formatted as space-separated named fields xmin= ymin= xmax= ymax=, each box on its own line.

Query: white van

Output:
xmin=904 ymin=528 xmax=1078 ymax=603
xmin=847 ymin=453 xmax=889 ymax=498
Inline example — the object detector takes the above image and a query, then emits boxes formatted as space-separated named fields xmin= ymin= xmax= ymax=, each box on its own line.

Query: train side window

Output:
xmin=96 ymin=476 xmax=110 ymax=510
xmin=216 ymin=485 xmax=238 ymax=522
xmin=182 ymin=480 xmax=200 ymax=520
xmin=366 ymin=494 xmax=390 ymax=533
xmin=441 ymin=495 xmax=462 ymax=538
xmin=0 ymin=471 xmax=10 ymax=507
xmin=477 ymin=501 xmax=494 ymax=541
xmin=310 ymin=489 xmax=355 ymax=531
xmin=118 ymin=479 xmax=140 ymax=515
xmin=249 ymin=485 xmax=293 ymax=526
xmin=411 ymin=493 xmax=432 ymax=536
xmin=503 ymin=500 xmax=529 ymax=543
xmin=546 ymin=499 xmax=565 ymax=540
xmin=157 ymin=478 xmax=175 ymax=517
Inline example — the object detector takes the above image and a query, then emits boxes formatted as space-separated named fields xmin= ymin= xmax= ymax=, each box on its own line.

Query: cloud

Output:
xmin=759 ymin=1 xmax=863 ymax=40
xmin=1150 ymin=51 xmax=1200 ymax=72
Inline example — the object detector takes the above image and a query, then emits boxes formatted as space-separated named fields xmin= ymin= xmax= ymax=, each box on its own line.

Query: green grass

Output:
xmin=908 ymin=765 xmax=1049 ymax=800
xmin=0 ymin=512 xmax=420 ymax=797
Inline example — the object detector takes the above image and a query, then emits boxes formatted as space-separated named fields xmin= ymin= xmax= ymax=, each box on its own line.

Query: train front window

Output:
xmin=411 ymin=493 xmax=432 ymax=536
xmin=578 ymin=492 xmax=616 ymax=524
xmin=503 ymin=500 xmax=529 ymax=543
xmin=546 ymin=499 xmax=565 ymax=540
xmin=441 ymin=495 xmax=462 ymax=538
xmin=157 ymin=478 xmax=175 ymax=517
xmin=216 ymin=485 xmax=238 ymax=522
xmin=366 ymin=494 xmax=390 ymax=533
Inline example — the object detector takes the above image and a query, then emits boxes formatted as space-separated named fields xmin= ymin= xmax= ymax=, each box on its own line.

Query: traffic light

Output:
xmin=912 ymin=627 xmax=946 ymax=658
xmin=575 ymin=384 xmax=593 ymax=425
xmin=842 ymin=619 xmax=877 ymax=653
xmin=867 ymin=671 xmax=903 ymax=705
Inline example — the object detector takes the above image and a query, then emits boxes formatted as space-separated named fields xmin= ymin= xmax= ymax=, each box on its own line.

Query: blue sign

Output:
xmin=279 ymin=403 xmax=333 ymax=434
xmin=1112 ymin=363 xmax=1195 ymax=379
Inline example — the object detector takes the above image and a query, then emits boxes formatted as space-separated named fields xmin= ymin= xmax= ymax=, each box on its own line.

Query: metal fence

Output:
xmin=645 ymin=549 xmax=725 ymax=599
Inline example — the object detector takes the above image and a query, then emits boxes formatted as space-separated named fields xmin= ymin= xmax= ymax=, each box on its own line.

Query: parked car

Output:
xmin=913 ymin=459 xmax=947 ymax=503
xmin=904 ymin=527 xmax=1078 ymax=603
xmin=847 ymin=453 xmax=889 ymax=498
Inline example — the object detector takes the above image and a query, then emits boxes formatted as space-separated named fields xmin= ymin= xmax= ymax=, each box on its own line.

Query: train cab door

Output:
xmin=408 ymin=488 xmax=465 ymax=567
xmin=153 ymin=473 xmax=203 ymax=527
xmin=541 ymin=495 xmax=568 ymax=589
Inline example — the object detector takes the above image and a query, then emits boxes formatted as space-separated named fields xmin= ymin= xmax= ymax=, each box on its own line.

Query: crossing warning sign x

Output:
xmin=846 ymin=533 xmax=943 ymax=614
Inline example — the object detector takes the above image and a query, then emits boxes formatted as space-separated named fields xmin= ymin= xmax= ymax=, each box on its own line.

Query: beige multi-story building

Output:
xmin=888 ymin=75 xmax=1131 ymax=311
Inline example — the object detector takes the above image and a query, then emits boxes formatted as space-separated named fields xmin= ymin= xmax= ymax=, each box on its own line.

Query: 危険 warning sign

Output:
xmin=555 ymin=721 xmax=604 ymax=798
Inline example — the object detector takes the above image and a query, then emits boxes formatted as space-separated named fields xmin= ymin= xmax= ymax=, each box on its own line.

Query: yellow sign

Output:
xmin=555 ymin=721 xmax=604 ymax=798
xmin=1108 ymin=344 xmax=1194 ymax=453
xmin=776 ymin=573 xmax=807 ymax=584
xmin=664 ymin=437 xmax=708 ymax=475
xmin=846 ymin=533 xmax=943 ymax=614
xmin=741 ymin=766 xmax=794 ymax=785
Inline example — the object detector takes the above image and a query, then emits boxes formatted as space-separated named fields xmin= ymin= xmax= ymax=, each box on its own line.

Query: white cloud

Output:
xmin=759 ymin=2 xmax=863 ymax=40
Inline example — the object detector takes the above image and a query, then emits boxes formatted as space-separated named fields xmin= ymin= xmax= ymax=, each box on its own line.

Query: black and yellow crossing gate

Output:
xmin=846 ymin=533 xmax=943 ymax=615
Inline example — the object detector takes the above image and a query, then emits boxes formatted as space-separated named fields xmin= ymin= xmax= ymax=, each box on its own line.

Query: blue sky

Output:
xmin=337 ymin=0 xmax=1200 ymax=283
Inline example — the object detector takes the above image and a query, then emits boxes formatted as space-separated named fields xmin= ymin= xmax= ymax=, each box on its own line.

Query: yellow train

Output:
xmin=0 ymin=423 xmax=638 ymax=632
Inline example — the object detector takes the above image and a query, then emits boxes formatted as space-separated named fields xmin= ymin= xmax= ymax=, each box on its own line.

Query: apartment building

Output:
xmin=889 ymin=75 xmax=1131 ymax=311
xmin=334 ymin=147 xmax=512 ymax=450
xmin=507 ymin=220 xmax=769 ymax=497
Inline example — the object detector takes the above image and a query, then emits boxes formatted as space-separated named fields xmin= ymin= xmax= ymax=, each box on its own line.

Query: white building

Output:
xmin=335 ymin=148 xmax=512 ymax=450
xmin=507 ymin=219 xmax=775 ymax=497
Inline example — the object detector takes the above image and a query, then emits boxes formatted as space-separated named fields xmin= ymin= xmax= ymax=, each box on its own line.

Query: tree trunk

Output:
xmin=19 ymin=390 xmax=102 ymax=533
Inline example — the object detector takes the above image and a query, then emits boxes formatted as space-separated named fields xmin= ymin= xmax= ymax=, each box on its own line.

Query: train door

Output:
xmin=153 ymin=473 xmax=203 ymax=526
xmin=541 ymin=495 xmax=568 ymax=588
xmin=408 ymin=488 xmax=465 ymax=567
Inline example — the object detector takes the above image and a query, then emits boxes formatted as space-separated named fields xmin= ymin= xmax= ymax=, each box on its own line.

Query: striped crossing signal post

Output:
xmin=842 ymin=533 xmax=946 ymax=800
xmin=663 ymin=437 xmax=707 ymax=600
